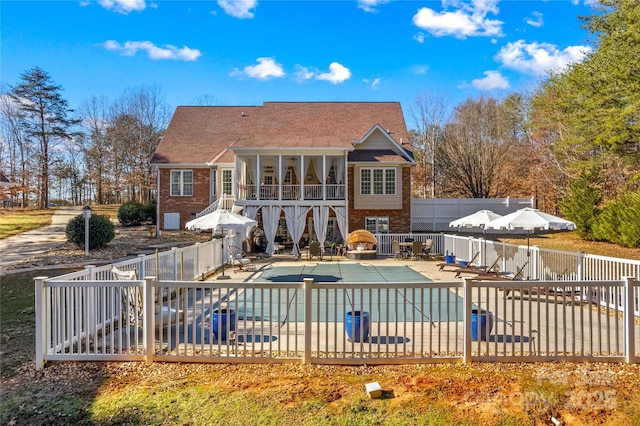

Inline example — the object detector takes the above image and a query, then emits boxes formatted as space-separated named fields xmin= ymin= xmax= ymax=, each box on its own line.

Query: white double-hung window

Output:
xmin=360 ymin=168 xmax=396 ymax=195
xmin=170 ymin=170 xmax=193 ymax=196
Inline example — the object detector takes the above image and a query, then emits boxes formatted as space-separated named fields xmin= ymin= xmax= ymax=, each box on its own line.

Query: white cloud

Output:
xmin=412 ymin=0 xmax=504 ymax=39
xmin=495 ymin=40 xmax=592 ymax=76
xmin=413 ymin=32 xmax=425 ymax=43
xmin=293 ymin=65 xmax=314 ymax=82
xmin=316 ymin=62 xmax=352 ymax=84
xmin=471 ymin=70 xmax=509 ymax=90
xmin=98 ymin=0 xmax=146 ymax=14
xmin=217 ymin=0 xmax=257 ymax=19
xmin=525 ymin=11 xmax=543 ymax=28
xmin=232 ymin=57 xmax=285 ymax=80
xmin=411 ymin=64 xmax=430 ymax=75
xmin=364 ymin=77 xmax=381 ymax=89
xmin=103 ymin=40 xmax=201 ymax=61
xmin=358 ymin=0 xmax=390 ymax=13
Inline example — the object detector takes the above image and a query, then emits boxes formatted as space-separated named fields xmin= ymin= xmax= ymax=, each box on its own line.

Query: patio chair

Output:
xmin=308 ymin=241 xmax=323 ymax=261
xmin=228 ymin=245 xmax=256 ymax=272
xmin=472 ymin=261 xmax=535 ymax=297
xmin=423 ymin=239 xmax=433 ymax=259
xmin=111 ymin=265 xmax=179 ymax=328
xmin=411 ymin=240 xmax=425 ymax=260
xmin=452 ymin=255 xmax=503 ymax=278
xmin=392 ymin=240 xmax=403 ymax=260
xmin=437 ymin=252 xmax=479 ymax=271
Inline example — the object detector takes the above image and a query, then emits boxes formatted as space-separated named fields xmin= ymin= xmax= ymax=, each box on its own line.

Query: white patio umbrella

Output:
xmin=484 ymin=207 xmax=576 ymax=253
xmin=449 ymin=210 xmax=503 ymax=229
xmin=450 ymin=210 xmax=503 ymax=266
xmin=186 ymin=209 xmax=257 ymax=232
xmin=185 ymin=210 xmax=257 ymax=279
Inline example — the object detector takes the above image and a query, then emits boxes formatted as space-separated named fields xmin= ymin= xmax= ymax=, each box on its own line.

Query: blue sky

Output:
xmin=2 ymin=0 xmax=596 ymax=128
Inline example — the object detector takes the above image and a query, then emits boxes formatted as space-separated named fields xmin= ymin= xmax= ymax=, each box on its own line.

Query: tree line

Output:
xmin=409 ymin=0 xmax=639 ymax=247
xmin=1 ymin=1 xmax=637 ymax=246
xmin=0 ymin=71 xmax=169 ymax=209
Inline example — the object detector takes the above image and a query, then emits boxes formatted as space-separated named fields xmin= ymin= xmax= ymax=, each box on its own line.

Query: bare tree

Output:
xmin=410 ymin=91 xmax=448 ymax=198
xmin=0 ymin=92 xmax=36 ymax=207
xmin=79 ymin=96 xmax=112 ymax=204
xmin=192 ymin=94 xmax=221 ymax=106
xmin=437 ymin=96 xmax=510 ymax=198
xmin=109 ymin=85 xmax=169 ymax=203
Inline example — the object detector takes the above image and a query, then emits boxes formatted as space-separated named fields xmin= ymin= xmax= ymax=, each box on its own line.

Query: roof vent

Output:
xmin=241 ymin=111 xmax=245 ymax=117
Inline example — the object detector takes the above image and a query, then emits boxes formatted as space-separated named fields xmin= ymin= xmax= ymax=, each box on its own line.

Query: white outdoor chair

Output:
xmin=228 ymin=246 xmax=256 ymax=272
xmin=111 ymin=265 xmax=180 ymax=328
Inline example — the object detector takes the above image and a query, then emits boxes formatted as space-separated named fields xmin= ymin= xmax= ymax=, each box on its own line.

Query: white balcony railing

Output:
xmin=236 ymin=183 xmax=345 ymax=201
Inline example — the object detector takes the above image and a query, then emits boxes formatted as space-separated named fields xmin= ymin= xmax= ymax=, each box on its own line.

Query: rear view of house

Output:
xmin=151 ymin=101 xmax=414 ymax=254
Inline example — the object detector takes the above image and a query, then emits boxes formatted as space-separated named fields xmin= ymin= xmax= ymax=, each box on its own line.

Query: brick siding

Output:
xmin=158 ymin=168 xmax=210 ymax=229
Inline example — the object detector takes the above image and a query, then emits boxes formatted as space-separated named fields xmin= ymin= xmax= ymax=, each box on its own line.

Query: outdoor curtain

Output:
xmin=283 ymin=206 xmax=311 ymax=255
xmin=303 ymin=156 xmax=313 ymax=182
xmin=331 ymin=206 xmax=347 ymax=242
xmin=312 ymin=206 xmax=330 ymax=247
xmin=311 ymin=157 xmax=324 ymax=182
xmin=244 ymin=206 xmax=260 ymax=220
xmin=260 ymin=156 xmax=280 ymax=184
xmin=329 ymin=156 xmax=345 ymax=184
xmin=261 ymin=205 xmax=282 ymax=255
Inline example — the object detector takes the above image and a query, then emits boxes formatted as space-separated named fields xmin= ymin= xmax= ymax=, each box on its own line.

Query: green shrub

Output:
xmin=143 ymin=203 xmax=157 ymax=225
xmin=65 ymin=214 xmax=115 ymax=250
xmin=593 ymin=191 xmax=640 ymax=248
xmin=118 ymin=201 xmax=155 ymax=226
xmin=559 ymin=168 xmax=602 ymax=240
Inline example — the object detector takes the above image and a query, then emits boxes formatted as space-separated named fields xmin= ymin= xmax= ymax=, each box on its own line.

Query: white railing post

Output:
xmin=85 ymin=265 xmax=97 ymax=339
xmin=195 ymin=242 xmax=200 ymax=277
xmin=86 ymin=264 xmax=96 ymax=280
xmin=577 ymin=251 xmax=585 ymax=281
xmin=479 ymin=237 xmax=485 ymax=266
xmin=303 ymin=278 xmax=313 ymax=364
xmin=624 ymin=277 xmax=636 ymax=364
xmin=144 ymin=276 xmax=156 ymax=364
xmin=35 ymin=276 xmax=48 ymax=370
xmin=463 ymin=277 xmax=473 ymax=364
xmin=172 ymin=247 xmax=178 ymax=280
xmin=138 ymin=254 xmax=146 ymax=278
xmin=530 ymin=246 xmax=539 ymax=280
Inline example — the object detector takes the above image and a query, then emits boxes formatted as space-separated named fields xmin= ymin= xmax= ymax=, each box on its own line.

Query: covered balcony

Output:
xmin=235 ymin=154 xmax=346 ymax=202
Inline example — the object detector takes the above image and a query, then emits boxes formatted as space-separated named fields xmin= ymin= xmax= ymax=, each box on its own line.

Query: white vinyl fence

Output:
xmin=411 ymin=197 xmax=535 ymax=231
xmin=35 ymin=233 xmax=640 ymax=369
xmin=35 ymin=277 xmax=639 ymax=368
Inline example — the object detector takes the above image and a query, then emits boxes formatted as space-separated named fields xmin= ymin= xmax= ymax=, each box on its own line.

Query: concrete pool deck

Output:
xmin=216 ymin=252 xmax=464 ymax=283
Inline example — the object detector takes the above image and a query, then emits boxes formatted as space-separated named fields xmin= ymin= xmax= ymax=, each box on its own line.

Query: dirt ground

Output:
xmin=3 ymin=225 xmax=639 ymax=425
xmin=3 ymin=224 xmax=212 ymax=272
xmin=3 ymin=358 xmax=639 ymax=425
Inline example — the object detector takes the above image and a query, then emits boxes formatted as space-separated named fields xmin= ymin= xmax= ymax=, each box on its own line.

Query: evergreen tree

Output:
xmin=10 ymin=67 xmax=80 ymax=208
xmin=560 ymin=168 xmax=603 ymax=240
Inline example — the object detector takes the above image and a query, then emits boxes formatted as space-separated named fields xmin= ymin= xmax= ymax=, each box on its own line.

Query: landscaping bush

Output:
xmin=118 ymin=201 xmax=155 ymax=226
xmin=559 ymin=168 xmax=602 ymax=240
xmin=593 ymin=190 xmax=640 ymax=248
xmin=65 ymin=214 xmax=115 ymax=250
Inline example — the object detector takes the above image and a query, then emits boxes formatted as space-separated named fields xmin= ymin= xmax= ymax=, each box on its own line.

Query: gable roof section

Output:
xmin=151 ymin=102 xmax=411 ymax=165
xmin=350 ymin=125 xmax=415 ymax=164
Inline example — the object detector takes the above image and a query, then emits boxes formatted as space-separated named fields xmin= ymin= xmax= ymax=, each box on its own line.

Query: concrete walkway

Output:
xmin=0 ymin=206 xmax=82 ymax=273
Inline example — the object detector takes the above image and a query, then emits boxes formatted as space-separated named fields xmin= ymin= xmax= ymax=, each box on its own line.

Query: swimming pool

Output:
xmin=230 ymin=264 xmax=464 ymax=323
